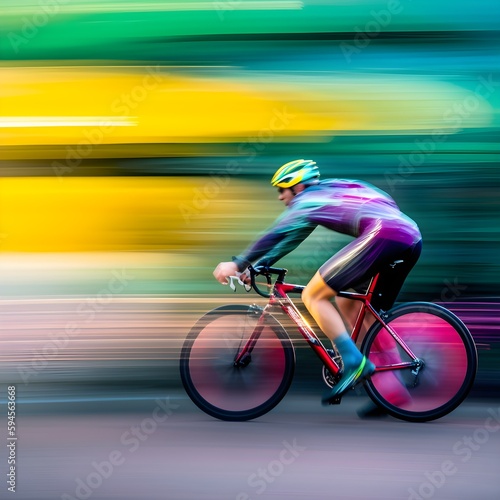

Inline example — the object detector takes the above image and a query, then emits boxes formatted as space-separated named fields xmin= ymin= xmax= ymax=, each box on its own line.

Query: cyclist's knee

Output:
xmin=303 ymin=272 xmax=336 ymax=308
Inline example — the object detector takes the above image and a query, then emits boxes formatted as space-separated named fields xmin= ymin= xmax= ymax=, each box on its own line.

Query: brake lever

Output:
xmin=228 ymin=274 xmax=252 ymax=292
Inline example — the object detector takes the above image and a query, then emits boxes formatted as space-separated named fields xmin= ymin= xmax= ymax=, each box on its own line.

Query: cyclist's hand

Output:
xmin=238 ymin=270 xmax=251 ymax=285
xmin=213 ymin=261 xmax=239 ymax=285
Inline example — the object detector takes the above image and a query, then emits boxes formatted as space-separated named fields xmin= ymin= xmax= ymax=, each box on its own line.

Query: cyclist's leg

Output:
xmin=314 ymin=227 xmax=398 ymax=337
xmin=301 ymin=272 xmax=346 ymax=343
xmin=303 ymin=282 xmax=375 ymax=347
xmin=304 ymin=228 xmax=393 ymax=360
xmin=303 ymin=273 xmax=375 ymax=401
xmin=309 ymin=229 xmax=420 ymax=400
xmin=303 ymin=272 xmax=373 ymax=371
xmin=303 ymin=240 xmax=385 ymax=400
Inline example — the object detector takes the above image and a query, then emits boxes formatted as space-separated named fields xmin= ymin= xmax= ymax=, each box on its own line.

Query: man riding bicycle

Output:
xmin=214 ymin=159 xmax=422 ymax=404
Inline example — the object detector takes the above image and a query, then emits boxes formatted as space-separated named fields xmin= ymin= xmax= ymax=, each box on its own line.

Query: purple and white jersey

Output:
xmin=233 ymin=179 xmax=421 ymax=271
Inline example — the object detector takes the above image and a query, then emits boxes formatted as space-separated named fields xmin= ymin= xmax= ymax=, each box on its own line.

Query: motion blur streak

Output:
xmin=4 ymin=67 xmax=490 ymax=151
xmin=1 ymin=1 xmax=500 ymax=499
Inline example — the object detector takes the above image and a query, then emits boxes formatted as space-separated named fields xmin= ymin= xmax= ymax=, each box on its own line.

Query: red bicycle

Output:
xmin=180 ymin=264 xmax=477 ymax=422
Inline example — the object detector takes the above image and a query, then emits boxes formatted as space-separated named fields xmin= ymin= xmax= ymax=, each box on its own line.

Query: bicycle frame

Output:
xmin=234 ymin=268 xmax=422 ymax=377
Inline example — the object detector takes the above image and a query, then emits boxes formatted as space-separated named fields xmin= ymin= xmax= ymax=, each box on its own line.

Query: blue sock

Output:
xmin=333 ymin=332 xmax=363 ymax=369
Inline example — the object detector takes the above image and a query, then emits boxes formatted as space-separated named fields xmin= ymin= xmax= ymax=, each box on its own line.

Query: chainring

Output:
xmin=322 ymin=349 xmax=344 ymax=388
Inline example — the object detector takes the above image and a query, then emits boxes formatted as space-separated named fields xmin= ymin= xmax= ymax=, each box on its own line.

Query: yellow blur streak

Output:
xmin=0 ymin=176 xmax=278 ymax=252
xmin=0 ymin=177 xmax=226 ymax=252
xmin=1 ymin=66 xmax=493 ymax=152
xmin=0 ymin=66 xmax=335 ymax=147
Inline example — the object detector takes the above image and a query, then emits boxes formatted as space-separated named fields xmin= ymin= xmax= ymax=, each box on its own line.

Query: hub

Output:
xmin=411 ymin=358 xmax=425 ymax=387
xmin=235 ymin=352 xmax=252 ymax=367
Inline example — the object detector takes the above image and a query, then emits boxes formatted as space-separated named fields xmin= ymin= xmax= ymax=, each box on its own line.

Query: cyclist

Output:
xmin=213 ymin=159 xmax=422 ymax=404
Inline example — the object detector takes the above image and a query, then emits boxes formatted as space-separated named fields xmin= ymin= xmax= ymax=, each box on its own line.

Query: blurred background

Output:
xmin=1 ymin=0 xmax=500 ymax=397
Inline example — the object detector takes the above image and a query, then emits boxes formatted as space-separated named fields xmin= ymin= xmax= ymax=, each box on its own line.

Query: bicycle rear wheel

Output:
xmin=180 ymin=305 xmax=295 ymax=421
xmin=361 ymin=302 xmax=477 ymax=422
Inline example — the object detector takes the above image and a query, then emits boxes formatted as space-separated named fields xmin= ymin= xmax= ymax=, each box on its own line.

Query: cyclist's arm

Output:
xmin=232 ymin=209 xmax=316 ymax=272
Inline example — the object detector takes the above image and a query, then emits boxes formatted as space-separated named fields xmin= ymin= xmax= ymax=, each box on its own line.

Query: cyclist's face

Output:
xmin=278 ymin=187 xmax=294 ymax=206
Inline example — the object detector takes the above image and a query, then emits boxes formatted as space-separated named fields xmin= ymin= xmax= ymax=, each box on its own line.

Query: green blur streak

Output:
xmin=1 ymin=0 xmax=500 ymax=59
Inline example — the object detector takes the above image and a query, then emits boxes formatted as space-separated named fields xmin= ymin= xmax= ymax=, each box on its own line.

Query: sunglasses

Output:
xmin=278 ymin=187 xmax=287 ymax=194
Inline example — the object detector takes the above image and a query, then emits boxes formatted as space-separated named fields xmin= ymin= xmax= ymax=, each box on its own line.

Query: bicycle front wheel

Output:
xmin=361 ymin=302 xmax=477 ymax=422
xmin=180 ymin=305 xmax=295 ymax=421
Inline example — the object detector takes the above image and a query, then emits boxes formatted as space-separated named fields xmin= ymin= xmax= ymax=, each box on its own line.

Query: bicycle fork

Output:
xmin=233 ymin=304 xmax=266 ymax=367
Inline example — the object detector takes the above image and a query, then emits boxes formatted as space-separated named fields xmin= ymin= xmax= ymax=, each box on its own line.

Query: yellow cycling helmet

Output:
xmin=271 ymin=159 xmax=320 ymax=188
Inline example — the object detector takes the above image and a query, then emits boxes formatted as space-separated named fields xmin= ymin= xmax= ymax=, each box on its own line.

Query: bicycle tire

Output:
xmin=361 ymin=302 xmax=477 ymax=422
xmin=180 ymin=305 xmax=295 ymax=421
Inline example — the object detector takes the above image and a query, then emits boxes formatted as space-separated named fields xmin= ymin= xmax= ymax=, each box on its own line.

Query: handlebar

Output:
xmin=227 ymin=265 xmax=289 ymax=298
xmin=247 ymin=265 xmax=288 ymax=298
